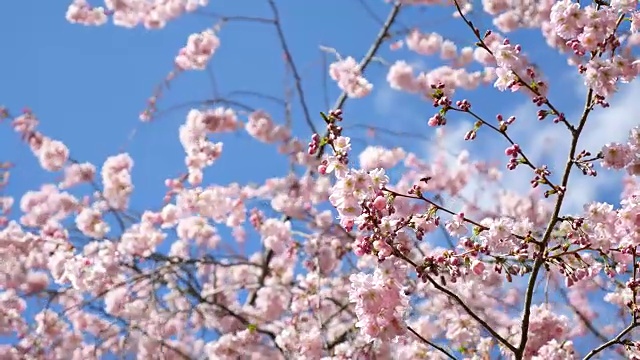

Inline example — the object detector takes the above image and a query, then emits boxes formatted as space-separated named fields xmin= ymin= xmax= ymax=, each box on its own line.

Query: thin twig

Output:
xmin=407 ymin=326 xmax=458 ymax=360
xmin=316 ymin=1 xmax=403 ymax=159
xmin=583 ymin=322 xmax=639 ymax=360
xmin=393 ymin=252 xmax=517 ymax=353
xmin=267 ymin=0 xmax=318 ymax=134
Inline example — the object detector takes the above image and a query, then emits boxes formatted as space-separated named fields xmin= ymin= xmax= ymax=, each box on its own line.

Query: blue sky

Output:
xmin=1 ymin=0 xmax=639 ymax=357
xmin=0 ymin=0 xmax=621 ymax=206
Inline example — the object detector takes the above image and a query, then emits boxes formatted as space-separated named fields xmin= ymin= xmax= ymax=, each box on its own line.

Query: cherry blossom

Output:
xmin=1 ymin=0 xmax=640 ymax=359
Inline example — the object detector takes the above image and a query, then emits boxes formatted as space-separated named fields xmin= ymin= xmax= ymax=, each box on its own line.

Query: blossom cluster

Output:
xmin=601 ymin=126 xmax=640 ymax=175
xmin=1 ymin=0 xmax=640 ymax=359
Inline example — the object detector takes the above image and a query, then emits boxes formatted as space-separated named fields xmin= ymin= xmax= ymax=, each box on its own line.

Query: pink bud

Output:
xmin=373 ymin=196 xmax=386 ymax=211
xmin=565 ymin=276 xmax=574 ymax=288
xmin=428 ymin=115 xmax=440 ymax=127
xmin=390 ymin=40 xmax=404 ymax=50
xmin=471 ymin=260 xmax=485 ymax=275
xmin=464 ymin=130 xmax=476 ymax=141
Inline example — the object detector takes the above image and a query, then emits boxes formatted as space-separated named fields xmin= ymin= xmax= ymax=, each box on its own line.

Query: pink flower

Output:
xmin=175 ymin=29 xmax=220 ymax=70
xmin=37 ymin=138 xmax=69 ymax=172
xmin=329 ymin=57 xmax=373 ymax=98
xmin=601 ymin=142 xmax=632 ymax=170
xmin=349 ymin=268 xmax=409 ymax=342
xmin=471 ymin=260 xmax=485 ymax=276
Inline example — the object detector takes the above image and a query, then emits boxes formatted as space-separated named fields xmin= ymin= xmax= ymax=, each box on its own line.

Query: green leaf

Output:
xmin=320 ymin=112 xmax=331 ymax=124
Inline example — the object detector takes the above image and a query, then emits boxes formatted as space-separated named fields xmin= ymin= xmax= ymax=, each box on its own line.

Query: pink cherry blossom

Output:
xmin=1 ymin=1 xmax=640 ymax=358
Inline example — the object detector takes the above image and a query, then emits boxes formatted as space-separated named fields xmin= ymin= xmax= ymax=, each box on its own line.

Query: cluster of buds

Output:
xmin=566 ymin=39 xmax=587 ymax=57
xmin=544 ymin=185 xmax=566 ymax=198
xmin=497 ymin=113 xmax=516 ymax=132
xmin=566 ymin=216 xmax=585 ymax=231
xmin=459 ymin=237 xmax=490 ymax=256
xmin=455 ymin=99 xmax=471 ymax=112
xmin=504 ymin=144 xmax=520 ymax=170
xmin=324 ymin=109 xmax=343 ymax=139
xmin=352 ymin=195 xmax=409 ymax=259
xmin=532 ymin=95 xmax=546 ymax=107
xmin=558 ymin=261 xmax=589 ymax=287
xmin=429 ymin=82 xmax=450 ymax=106
xmin=627 ymin=279 xmax=640 ymax=294
xmin=307 ymin=109 xmax=344 ymax=156
xmin=523 ymin=67 xmax=548 ymax=107
xmin=416 ymin=250 xmax=473 ymax=284
xmin=565 ymin=231 xmax=590 ymax=247
xmin=593 ymin=94 xmax=610 ymax=108
xmin=428 ymin=112 xmax=447 ymax=127
xmin=427 ymin=82 xmax=452 ymax=127
xmin=537 ymin=109 xmax=565 ymax=123
xmin=466 ymin=111 xmax=516 ymax=141
xmin=573 ymin=150 xmax=600 ymax=177
xmin=530 ymin=165 xmax=551 ymax=188
xmin=307 ymin=133 xmax=321 ymax=155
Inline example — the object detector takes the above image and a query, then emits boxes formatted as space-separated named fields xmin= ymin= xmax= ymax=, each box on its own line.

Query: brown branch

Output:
xmin=583 ymin=322 xmax=639 ymax=360
xmin=267 ymin=0 xmax=318 ymax=134
xmin=392 ymin=251 xmax=517 ymax=353
xmin=407 ymin=326 xmax=457 ymax=360
xmin=516 ymin=87 xmax=594 ymax=359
